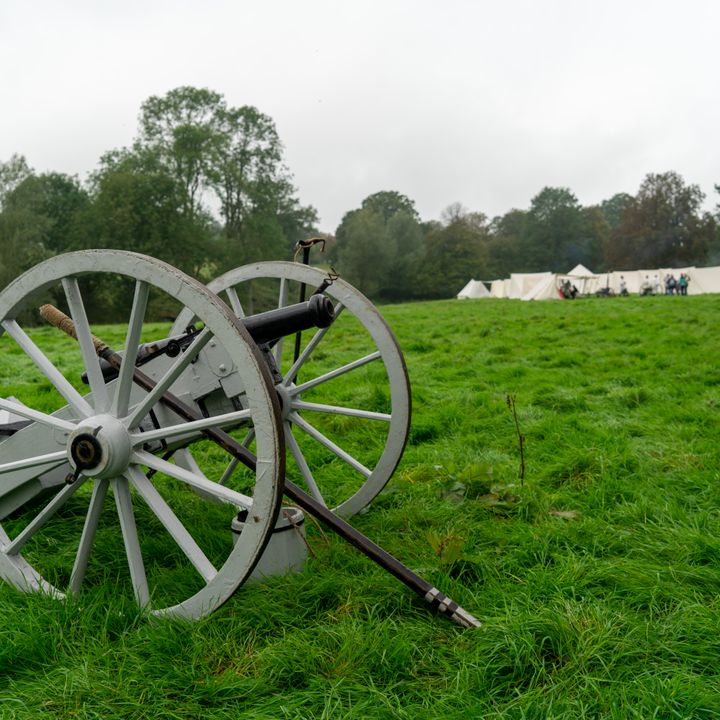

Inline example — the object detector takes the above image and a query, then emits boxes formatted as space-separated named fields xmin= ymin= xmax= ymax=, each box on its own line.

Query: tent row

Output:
xmin=458 ymin=264 xmax=720 ymax=301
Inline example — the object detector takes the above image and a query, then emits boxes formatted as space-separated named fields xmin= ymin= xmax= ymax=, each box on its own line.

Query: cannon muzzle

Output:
xmin=241 ymin=293 xmax=335 ymax=346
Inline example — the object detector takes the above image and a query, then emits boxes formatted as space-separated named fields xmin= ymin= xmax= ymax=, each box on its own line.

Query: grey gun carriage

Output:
xmin=0 ymin=251 xmax=479 ymax=627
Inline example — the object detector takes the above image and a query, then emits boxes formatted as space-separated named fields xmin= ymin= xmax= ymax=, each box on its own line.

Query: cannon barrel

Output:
xmin=241 ymin=293 xmax=335 ymax=345
xmin=143 ymin=293 xmax=334 ymax=357
xmin=79 ymin=294 xmax=335 ymax=384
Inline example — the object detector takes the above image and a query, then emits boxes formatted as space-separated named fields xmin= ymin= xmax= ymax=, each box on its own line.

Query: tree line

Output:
xmin=2 ymin=85 xmax=719 ymax=310
xmin=332 ymin=177 xmax=720 ymax=302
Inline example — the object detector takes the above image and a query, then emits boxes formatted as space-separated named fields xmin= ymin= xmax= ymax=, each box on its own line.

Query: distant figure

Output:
xmin=559 ymin=279 xmax=578 ymax=299
xmin=653 ymin=274 xmax=662 ymax=295
xmin=678 ymin=273 xmax=690 ymax=296
xmin=665 ymin=274 xmax=677 ymax=295
xmin=640 ymin=276 xmax=653 ymax=296
xmin=619 ymin=276 xmax=628 ymax=296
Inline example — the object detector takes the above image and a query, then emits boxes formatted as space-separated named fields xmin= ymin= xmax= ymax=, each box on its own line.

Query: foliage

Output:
xmin=607 ymin=171 xmax=716 ymax=269
xmin=335 ymin=192 xmax=424 ymax=301
xmin=417 ymin=204 xmax=490 ymax=298
xmin=1 ymin=117 xmax=718 ymax=309
xmin=0 ymin=88 xmax=317 ymax=313
xmin=0 ymin=153 xmax=33 ymax=208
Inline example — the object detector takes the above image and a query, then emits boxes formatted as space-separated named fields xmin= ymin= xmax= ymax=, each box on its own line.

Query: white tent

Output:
xmin=567 ymin=263 xmax=595 ymax=278
xmin=490 ymin=279 xmax=508 ymax=298
xmin=457 ymin=279 xmax=491 ymax=299
xmin=687 ymin=266 xmax=720 ymax=294
xmin=521 ymin=274 xmax=562 ymax=301
xmin=561 ymin=264 xmax=599 ymax=295
xmin=459 ymin=264 xmax=720 ymax=301
xmin=508 ymin=272 xmax=553 ymax=299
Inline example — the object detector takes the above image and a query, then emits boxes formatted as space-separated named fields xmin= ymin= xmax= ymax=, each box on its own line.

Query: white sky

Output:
xmin=1 ymin=0 xmax=718 ymax=232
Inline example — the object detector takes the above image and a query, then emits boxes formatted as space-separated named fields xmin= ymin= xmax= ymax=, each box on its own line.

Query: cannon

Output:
xmin=0 ymin=250 xmax=478 ymax=627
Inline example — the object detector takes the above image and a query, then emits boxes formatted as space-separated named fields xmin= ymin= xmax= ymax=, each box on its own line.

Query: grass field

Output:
xmin=1 ymin=294 xmax=720 ymax=718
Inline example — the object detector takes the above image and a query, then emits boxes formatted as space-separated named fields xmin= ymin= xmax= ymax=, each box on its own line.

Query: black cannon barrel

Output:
xmin=241 ymin=293 xmax=335 ymax=345
xmin=80 ymin=294 xmax=335 ymax=385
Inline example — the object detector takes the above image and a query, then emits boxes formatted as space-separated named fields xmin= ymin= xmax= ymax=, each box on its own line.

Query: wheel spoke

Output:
xmin=125 ymin=328 xmax=213 ymax=429
xmin=284 ymin=421 xmax=326 ymax=506
xmin=0 ymin=450 xmax=67 ymax=476
xmin=0 ymin=398 xmax=77 ymax=432
xmin=2 ymin=320 xmax=93 ymax=418
xmin=272 ymin=277 xmax=289 ymax=366
xmin=291 ymin=399 xmax=391 ymax=422
xmin=130 ymin=407 xmax=252 ymax=446
xmin=62 ymin=278 xmax=109 ymax=412
xmin=5 ymin=477 xmax=89 ymax=555
xmin=112 ymin=477 xmax=150 ymax=608
xmin=224 ymin=287 xmax=245 ymax=318
xmin=113 ymin=280 xmax=150 ymax=417
xmin=69 ymin=478 xmax=109 ymax=593
xmin=132 ymin=450 xmax=253 ymax=509
xmin=128 ymin=468 xmax=217 ymax=584
xmin=218 ymin=428 xmax=255 ymax=485
xmin=290 ymin=350 xmax=381 ymax=396
xmin=289 ymin=411 xmax=372 ymax=478
xmin=283 ymin=303 xmax=345 ymax=385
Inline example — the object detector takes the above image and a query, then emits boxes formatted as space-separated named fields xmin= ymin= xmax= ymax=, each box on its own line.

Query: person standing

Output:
xmin=679 ymin=273 xmax=689 ymax=296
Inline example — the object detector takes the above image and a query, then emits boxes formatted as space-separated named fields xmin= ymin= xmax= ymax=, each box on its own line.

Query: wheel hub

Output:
xmin=274 ymin=383 xmax=296 ymax=421
xmin=67 ymin=414 xmax=132 ymax=479
xmin=70 ymin=431 xmax=103 ymax=470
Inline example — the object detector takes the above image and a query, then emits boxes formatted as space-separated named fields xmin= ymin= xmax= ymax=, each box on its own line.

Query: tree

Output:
xmin=3 ymin=172 xmax=90 ymax=253
xmin=607 ymin=172 xmax=716 ymax=268
xmin=89 ymin=160 xmax=213 ymax=276
xmin=418 ymin=204 xmax=489 ymax=298
xmin=136 ymin=87 xmax=316 ymax=265
xmin=522 ymin=187 xmax=589 ymax=271
xmin=0 ymin=154 xmax=32 ymax=208
xmin=336 ymin=209 xmax=390 ymax=298
xmin=335 ymin=190 xmax=424 ymax=300
xmin=486 ymin=209 xmax=527 ymax=278
xmin=208 ymin=106 xmax=316 ymax=263
xmin=360 ymin=191 xmax=420 ymax=224
xmin=0 ymin=171 xmax=90 ymax=289
xmin=138 ymin=86 xmax=224 ymax=220
xmin=600 ymin=192 xmax=634 ymax=231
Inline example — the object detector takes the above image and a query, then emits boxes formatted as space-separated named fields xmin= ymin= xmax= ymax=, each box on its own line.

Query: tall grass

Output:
xmin=1 ymin=295 xmax=719 ymax=718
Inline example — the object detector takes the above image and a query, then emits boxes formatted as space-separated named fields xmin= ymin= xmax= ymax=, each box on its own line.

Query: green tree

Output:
xmin=522 ymin=187 xmax=589 ymax=271
xmin=600 ymin=192 xmax=634 ymax=231
xmin=4 ymin=172 xmax=90 ymax=253
xmin=607 ymin=172 xmax=716 ymax=268
xmin=336 ymin=209 xmax=390 ymax=298
xmin=89 ymin=160 xmax=213 ymax=275
xmin=136 ymin=87 xmax=316 ymax=265
xmin=335 ymin=191 xmax=424 ymax=300
xmin=0 ymin=154 xmax=32 ymax=208
xmin=0 ymin=171 xmax=90 ymax=288
xmin=418 ymin=204 xmax=489 ymax=298
xmin=487 ymin=209 xmax=528 ymax=278
xmin=138 ymin=86 xmax=224 ymax=220
xmin=360 ymin=191 xmax=420 ymax=224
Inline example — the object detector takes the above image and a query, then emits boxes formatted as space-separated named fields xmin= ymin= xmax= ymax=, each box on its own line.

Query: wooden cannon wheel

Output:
xmin=172 ymin=261 xmax=412 ymax=518
xmin=0 ymin=250 xmax=284 ymax=619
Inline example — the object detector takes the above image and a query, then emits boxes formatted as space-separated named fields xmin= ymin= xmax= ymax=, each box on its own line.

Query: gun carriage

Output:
xmin=0 ymin=250 xmax=478 ymax=627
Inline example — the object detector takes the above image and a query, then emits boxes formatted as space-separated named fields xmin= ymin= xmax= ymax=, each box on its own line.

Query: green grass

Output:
xmin=2 ymin=295 xmax=720 ymax=718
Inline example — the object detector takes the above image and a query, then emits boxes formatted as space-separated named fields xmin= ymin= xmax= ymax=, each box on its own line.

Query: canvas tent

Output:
xmin=457 ymin=279 xmax=491 ymax=299
xmin=461 ymin=264 xmax=720 ymax=301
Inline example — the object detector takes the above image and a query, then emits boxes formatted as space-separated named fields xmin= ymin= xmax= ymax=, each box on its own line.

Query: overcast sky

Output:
xmin=1 ymin=0 xmax=718 ymax=232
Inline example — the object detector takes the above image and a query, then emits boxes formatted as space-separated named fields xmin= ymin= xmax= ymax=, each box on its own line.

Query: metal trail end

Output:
xmin=424 ymin=586 xmax=482 ymax=629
